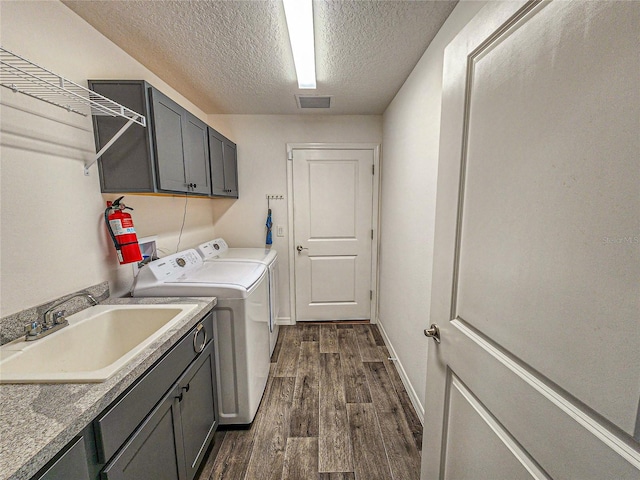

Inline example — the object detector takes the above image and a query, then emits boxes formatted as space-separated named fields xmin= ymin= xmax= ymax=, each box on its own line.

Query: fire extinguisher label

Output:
xmin=109 ymin=219 xmax=136 ymax=235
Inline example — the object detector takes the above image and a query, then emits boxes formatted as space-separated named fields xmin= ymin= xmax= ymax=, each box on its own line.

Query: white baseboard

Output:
xmin=276 ymin=316 xmax=294 ymax=326
xmin=376 ymin=318 xmax=425 ymax=424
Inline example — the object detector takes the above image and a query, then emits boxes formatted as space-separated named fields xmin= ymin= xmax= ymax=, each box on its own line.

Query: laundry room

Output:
xmin=1 ymin=1 xmax=638 ymax=480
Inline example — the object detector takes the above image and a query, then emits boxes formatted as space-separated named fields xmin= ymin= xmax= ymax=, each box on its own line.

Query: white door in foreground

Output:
xmin=422 ymin=1 xmax=640 ymax=479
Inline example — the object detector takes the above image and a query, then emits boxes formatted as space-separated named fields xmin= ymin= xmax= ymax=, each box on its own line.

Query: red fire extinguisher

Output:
xmin=105 ymin=196 xmax=143 ymax=265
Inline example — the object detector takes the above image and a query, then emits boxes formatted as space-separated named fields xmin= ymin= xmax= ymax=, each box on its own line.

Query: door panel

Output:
xmin=182 ymin=114 xmax=211 ymax=195
xmin=423 ymin=1 xmax=640 ymax=479
xmin=309 ymin=162 xmax=357 ymax=238
xmin=293 ymin=148 xmax=374 ymax=321
xmin=454 ymin=0 xmax=639 ymax=434
xmin=310 ymin=256 xmax=356 ymax=303
xmin=443 ymin=375 xmax=541 ymax=480
xmin=150 ymin=89 xmax=187 ymax=192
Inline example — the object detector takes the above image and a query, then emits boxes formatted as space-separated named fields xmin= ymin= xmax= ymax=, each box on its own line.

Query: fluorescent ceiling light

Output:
xmin=283 ymin=0 xmax=316 ymax=89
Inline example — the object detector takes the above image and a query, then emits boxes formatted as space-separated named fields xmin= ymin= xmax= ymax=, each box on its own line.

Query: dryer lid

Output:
xmin=198 ymin=238 xmax=277 ymax=264
xmin=215 ymin=248 xmax=277 ymax=264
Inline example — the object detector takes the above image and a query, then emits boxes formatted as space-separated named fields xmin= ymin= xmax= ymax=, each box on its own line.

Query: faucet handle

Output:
xmin=52 ymin=310 xmax=66 ymax=325
xmin=24 ymin=321 xmax=42 ymax=338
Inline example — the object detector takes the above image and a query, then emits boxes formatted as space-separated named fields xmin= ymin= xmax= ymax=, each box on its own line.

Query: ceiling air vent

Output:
xmin=295 ymin=94 xmax=332 ymax=109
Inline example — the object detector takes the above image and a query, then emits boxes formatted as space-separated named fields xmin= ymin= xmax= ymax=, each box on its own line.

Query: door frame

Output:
xmin=286 ymin=143 xmax=381 ymax=324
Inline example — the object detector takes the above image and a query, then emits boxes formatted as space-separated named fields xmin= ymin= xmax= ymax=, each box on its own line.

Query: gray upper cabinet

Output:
xmin=208 ymin=127 xmax=238 ymax=198
xmin=149 ymin=89 xmax=211 ymax=196
xmin=90 ymin=81 xmax=211 ymax=196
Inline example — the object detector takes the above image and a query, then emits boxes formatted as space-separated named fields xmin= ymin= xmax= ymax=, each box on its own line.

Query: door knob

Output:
xmin=296 ymin=245 xmax=308 ymax=253
xmin=424 ymin=324 xmax=441 ymax=343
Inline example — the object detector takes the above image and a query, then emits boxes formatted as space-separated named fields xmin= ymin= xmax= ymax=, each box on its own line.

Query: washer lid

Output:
xmin=172 ymin=261 xmax=267 ymax=290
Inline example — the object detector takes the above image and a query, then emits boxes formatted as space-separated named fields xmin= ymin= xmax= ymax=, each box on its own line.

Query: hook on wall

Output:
xmin=266 ymin=194 xmax=284 ymax=209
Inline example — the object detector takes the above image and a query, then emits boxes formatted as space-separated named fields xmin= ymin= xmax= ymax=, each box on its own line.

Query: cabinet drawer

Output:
xmin=95 ymin=312 xmax=214 ymax=462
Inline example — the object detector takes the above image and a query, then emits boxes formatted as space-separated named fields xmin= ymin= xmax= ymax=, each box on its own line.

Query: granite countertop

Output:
xmin=0 ymin=296 xmax=217 ymax=480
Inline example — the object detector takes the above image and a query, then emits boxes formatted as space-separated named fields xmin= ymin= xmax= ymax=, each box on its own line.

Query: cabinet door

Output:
xmin=208 ymin=128 xmax=227 ymax=196
xmin=102 ymin=386 xmax=186 ymax=480
xmin=222 ymin=140 xmax=238 ymax=198
xmin=89 ymin=81 xmax=156 ymax=193
xmin=183 ymin=114 xmax=211 ymax=195
xmin=178 ymin=341 xmax=217 ymax=480
xmin=150 ymin=89 xmax=188 ymax=193
xmin=35 ymin=436 xmax=91 ymax=480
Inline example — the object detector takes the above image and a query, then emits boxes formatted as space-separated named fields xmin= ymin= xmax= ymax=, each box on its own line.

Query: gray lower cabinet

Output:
xmin=30 ymin=312 xmax=217 ymax=480
xmin=101 ymin=339 xmax=217 ymax=480
xmin=101 ymin=386 xmax=184 ymax=480
xmin=208 ymin=127 xmax=238 ymax=197
xmin=100 ymin=319 xmax=217 ymax=480
xmin=89 ymin=80 xmax=211 ymax=196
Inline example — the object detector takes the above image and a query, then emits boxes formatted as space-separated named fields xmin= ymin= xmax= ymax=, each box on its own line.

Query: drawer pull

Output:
xmin=193 ymin=323 xmax=207 ymax=353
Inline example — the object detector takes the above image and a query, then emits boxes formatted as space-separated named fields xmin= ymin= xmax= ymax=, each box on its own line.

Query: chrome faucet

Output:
xmin=25 ymin=292 xmax=98 ymax=341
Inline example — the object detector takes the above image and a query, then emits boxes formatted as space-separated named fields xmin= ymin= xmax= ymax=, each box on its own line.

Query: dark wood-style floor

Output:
xmin=197 ymin=323 xmax=423 ymax=480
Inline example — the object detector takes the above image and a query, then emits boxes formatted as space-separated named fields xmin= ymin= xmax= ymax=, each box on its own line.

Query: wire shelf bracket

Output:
xmin=0 ymin=47 xmax=147 ymax=176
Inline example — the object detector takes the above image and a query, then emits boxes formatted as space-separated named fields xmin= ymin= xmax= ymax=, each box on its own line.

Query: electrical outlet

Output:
xmin=277 ymin=225 xmax=285 ymax=237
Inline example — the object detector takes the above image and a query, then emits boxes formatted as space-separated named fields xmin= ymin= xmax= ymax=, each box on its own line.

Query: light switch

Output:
xmin=277 ymin=225 xmax=285 ymax=237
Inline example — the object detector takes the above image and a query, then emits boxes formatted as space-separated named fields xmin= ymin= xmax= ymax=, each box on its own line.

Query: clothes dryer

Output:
xmin=132 ymin=249 xmax=269 ymax=425
xmin=197 ymin=238 xmax=280 ymax=355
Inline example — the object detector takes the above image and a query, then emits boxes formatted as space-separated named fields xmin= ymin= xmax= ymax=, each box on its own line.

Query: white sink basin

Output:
xmin=0 ymin=304 xmax=199 ymax=383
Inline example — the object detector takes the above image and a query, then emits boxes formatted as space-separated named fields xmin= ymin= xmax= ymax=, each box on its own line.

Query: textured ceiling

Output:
xmin=62 ymin=0 xmax=458 ymax=115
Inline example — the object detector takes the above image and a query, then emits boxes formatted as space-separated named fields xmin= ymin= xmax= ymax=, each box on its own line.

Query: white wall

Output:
xmin=0 ymin=1 xmax=220 ymax=316
xmin=378 ymin=0 xmax=486 ymax=418
xmin=207 ymin=114 xmax=382 ymax=321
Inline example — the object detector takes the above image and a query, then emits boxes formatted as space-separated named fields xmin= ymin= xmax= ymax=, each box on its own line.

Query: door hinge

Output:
xmin=287 ymin=150 xmax=293 ymax=161
xmin=372 ymin=164 xmax=375 ymax=175
xmin=371 ymin=229 xmax=374 ymax=240
xmin=370 ymin=290 xmax=373 ymax=300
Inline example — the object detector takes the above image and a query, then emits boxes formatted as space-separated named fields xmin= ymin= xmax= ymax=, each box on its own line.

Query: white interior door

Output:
xmin=422 ymin=2 xmax=640 ymax=479
xmin=292 ymin=148 xmax=374 ymax=321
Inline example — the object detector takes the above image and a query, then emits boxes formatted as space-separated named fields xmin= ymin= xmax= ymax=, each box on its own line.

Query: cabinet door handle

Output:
xmin=176 ymin=383 xmax=190 ymax=402
xmin=193 ymin=323 xmax=207 ymax=353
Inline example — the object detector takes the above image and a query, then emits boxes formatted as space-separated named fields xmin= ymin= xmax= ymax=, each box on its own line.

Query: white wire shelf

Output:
xmin=0 ymin=47 xmax=145 ymax=126
xmin=0 ymin=47 xmax=147 ymax=174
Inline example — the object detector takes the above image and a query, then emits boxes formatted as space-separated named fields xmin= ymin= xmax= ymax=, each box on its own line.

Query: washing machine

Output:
xmin=197 ymin=238 xmax=280 ymax=355
xmin=132 ymin=249 xmax=270 ymax=425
